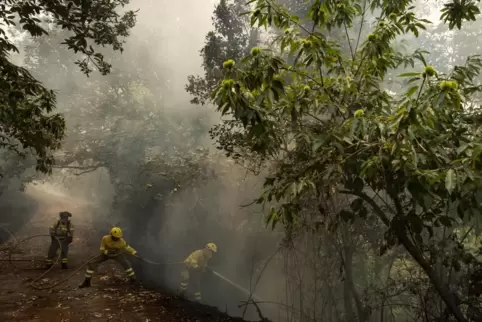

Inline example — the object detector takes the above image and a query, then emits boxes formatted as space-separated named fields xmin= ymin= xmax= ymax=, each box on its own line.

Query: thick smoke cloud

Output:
xmin=1 ymin=0 xmax=286 ymax=320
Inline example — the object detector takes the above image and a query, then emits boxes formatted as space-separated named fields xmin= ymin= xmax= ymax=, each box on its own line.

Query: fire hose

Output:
xmin=0 ymin=230 xmax=102 ymax=290
xmin=132 ymin=257 xmax=265 ymax=301
xmin=0 ymin=229 xmax=120 ymax=289
xmin=211 ymin=270 xmax=263 ymax=302
xmin=0 ymin=227 xmax=186 ymax=291
xmin=0 ymin=226 xmax=264 ymax=302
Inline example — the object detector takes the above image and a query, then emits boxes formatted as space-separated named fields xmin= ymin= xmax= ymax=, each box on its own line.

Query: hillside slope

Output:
xmin=0 ymin=187 xmax=254 ymax=322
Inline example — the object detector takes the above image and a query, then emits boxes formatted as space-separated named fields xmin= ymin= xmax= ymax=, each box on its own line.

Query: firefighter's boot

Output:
xmin=129 ymin=276 xmax=137 ymax=285
xmin=78 ymin=278 xmax=91 ymax=288
xmin=61 ymin=263 xmax=68 ymax=269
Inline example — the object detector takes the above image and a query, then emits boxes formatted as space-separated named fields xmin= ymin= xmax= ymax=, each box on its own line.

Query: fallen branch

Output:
xmin=52 ymin=164 xmax=105 ymax=176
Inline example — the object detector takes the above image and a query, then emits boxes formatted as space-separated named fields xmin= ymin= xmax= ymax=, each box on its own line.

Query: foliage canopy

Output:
xmin=204 ymin=0 xmax=482 ymax=320
xmin=0 ymin=0 xmax=136 ymax=175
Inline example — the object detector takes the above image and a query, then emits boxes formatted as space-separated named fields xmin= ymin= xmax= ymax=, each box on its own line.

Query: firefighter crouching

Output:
xmin=179 ymin=242 xmax=217 ymax=302
xmin=46 ymin=211 xmax=74 ymax=269
xmin=79 ymin=227 xmax=138 ymax=288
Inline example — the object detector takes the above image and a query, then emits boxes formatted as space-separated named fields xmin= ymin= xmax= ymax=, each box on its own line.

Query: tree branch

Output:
xmin=52 ymin=164 xmax=105 ymax=176
xmin=340 ymin=189 xmax=467 ymax=321
xmin=339 ymin=189 xmax=390 ymax=225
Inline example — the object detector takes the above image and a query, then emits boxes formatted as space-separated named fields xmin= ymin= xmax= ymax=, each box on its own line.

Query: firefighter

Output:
xmin=179 ymin=242 xmax=217 ymax=302
xmin=46 ymin=211 xmax=74 ymax=269
xmin=79 ymin=226 xmax=138 ymax=288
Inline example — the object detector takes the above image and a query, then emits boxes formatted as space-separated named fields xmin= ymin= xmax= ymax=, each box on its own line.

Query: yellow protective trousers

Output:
xmin=180 ymin=265 xmax=202 ymax=301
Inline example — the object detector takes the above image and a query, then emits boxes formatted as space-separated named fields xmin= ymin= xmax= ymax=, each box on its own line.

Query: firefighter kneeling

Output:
xmin=79 ymin=227 xmax=138 ymax=288
xmin=46 ymin=211 xmax=74 ymax=269
xmin=179 ymin=242 xmax=217 ymax=302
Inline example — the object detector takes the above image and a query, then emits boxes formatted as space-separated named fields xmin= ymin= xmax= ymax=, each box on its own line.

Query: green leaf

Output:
xmin=407 ymin=213 xmax=423 ymax=234
xmin=438 ymin=216 xmax=454 ymax=227
xmin=445 ymin=169 xmax=456 ymax=195
xmin=349 ymin=118 xmax=359 ymax=137
xmin=423 ymin=194 xmax=433 ymax=209
xmin=456 ymin=143 xmax=469 ymax=155
xmin=476 ymin=189 xmax=482 ymax=206
xmin=399 ymin=72 xmax=422 ymax=77
xmin=250 ymin=14 xmax=258 ymax=26
xmin=406 ymin=86 xmax=419 ymax=97
xmin=457 ymin=204 xmax=465 ymax=220
xmin=353 ymin=177 xmax=364 ymax=192
xmin=408 ymin=181 xmax=428 ymax=209
xmin=312 ymin=136 xmax=327 ymax=153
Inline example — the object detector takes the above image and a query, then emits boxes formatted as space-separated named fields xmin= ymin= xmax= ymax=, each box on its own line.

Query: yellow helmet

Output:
xmin=206 ymin=242 xmax=217 ymax=253
xmin=110 ymin=227 xmax=123 ymax=238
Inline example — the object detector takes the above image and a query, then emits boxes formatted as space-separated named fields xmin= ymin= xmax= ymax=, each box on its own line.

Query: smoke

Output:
xmin=1 ymin=0 xmax=287 ymax=320
xmin=108 ymin=3 xmax=287 ymax=319
xmin=152 ymin=161 xmax=284 ymax=317
xmin=0 ymin=189 xmax=38 ymax=243
xmin=5 ymin=0 xmax=454 ymax=320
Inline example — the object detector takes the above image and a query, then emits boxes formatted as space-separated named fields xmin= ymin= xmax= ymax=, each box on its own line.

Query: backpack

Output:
xmin=54 ymin=220 xmax=71 ymax=234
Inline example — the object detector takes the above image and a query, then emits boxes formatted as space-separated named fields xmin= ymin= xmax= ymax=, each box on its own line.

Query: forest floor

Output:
xmin=0 ymin=187 xmax=248 ymax=322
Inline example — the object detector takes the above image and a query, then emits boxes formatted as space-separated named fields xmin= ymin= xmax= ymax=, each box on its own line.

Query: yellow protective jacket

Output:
xmin=184 ymin=249 xmax=212 ymax=270
xmin=49 ymin=220 xmax=74 ymax=239
xmin=100 ymin=235 xmax=137 ymax=256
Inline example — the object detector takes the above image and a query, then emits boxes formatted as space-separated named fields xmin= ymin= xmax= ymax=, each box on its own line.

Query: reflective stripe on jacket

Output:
xmin=99 ymin=235 xmax=136 ymax=256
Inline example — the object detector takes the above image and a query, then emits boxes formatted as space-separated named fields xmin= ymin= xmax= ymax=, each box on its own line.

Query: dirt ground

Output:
xmin=0 ymin=187 xmax=248 ymax=322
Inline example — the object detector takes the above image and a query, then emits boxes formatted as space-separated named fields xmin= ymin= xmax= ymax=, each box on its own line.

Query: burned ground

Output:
xmin=0 ymin=188 xmax=255 ymax=322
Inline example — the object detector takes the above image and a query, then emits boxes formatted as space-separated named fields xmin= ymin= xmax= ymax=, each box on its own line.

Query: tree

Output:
xmin=0 ymin=0 xmax=137 ymax=176
xmin=209 ymin=0 xmax=482 ymax=320
xmin=20 ymin=19 xmax=263 ymax=250
xmin=186 ymin=0 xmax=259 ymax=106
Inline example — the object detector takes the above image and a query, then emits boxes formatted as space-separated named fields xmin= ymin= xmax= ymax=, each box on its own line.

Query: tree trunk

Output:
xmin=343 ymin=275 xmax=354 ymax=321
xmin=387 ymin=187 xmax=466 ymax=322
xmin=342 ymin=190 xmax=467 ymax=322
xmin=341 ymin=228 xmax=368 ymax=322
xmin=393 ymin=223 xmax=466 ymax=322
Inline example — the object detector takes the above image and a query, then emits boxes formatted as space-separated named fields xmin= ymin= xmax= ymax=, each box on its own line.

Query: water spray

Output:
xmin=211 ymin=270 xmax=263 ymax=302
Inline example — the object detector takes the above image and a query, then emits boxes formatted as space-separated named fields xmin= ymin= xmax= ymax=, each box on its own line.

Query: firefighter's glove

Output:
xmin=103 ymin=250 xmax=109 ymax=255
xmin=50 ymin=236 xmax=56 ymax=243
xmin=192 ymin=263 xmax=199 ymax=270
xmin=67 ymin=236 xmax=73 ymax=244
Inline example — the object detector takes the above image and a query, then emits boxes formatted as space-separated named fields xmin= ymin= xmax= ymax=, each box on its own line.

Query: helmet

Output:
xmin=59 ymin=211 xmax=72 ymax=218
xmin=110 ymin=227 xmax=123 ymax=238
xmin=206 ymin=242 xmax=217 ymax=253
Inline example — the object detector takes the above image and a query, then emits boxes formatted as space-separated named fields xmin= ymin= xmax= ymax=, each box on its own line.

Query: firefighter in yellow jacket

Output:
xmin=46 ymin=211 xmax=74 ymax=269
xmin=79 ymin=227 xmax=138 ymax=288
xmin=179 ymin=242 xmax=217 ymax=302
